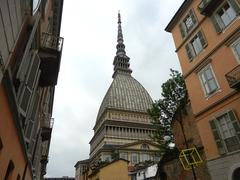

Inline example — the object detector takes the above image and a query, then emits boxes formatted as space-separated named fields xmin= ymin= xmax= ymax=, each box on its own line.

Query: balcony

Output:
xmin=41 ymin=155 xmax=48 ymax=164
xmin=226 ymin=65 xmax=240 ymax=90
xmin=41 ymin=116 xmax=54 ymax=141
xmin=198 ymin=0 xmax=222 ymax=16
xmin=40 ymin=156 xmax=48 ymax=176
xmin=39 ymin=32 xmax=64 ymax=86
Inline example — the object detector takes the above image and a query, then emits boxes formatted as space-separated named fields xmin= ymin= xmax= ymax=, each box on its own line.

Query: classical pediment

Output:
xmin=117 ymin=140 xmax=159 ymax=151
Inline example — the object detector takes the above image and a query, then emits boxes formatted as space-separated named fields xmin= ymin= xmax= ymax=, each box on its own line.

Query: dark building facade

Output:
xmin=0 ymin=0 xmax=63 ymax=179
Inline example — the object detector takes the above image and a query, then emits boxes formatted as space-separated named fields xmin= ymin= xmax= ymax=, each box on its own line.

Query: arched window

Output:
xmin=233 ymin=167 xmax=240 ymax=180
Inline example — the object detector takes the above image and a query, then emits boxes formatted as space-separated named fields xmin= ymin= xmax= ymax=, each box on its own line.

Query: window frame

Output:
xmin=211 ymin=0 xmax=240 ymax=33
xmin=131 ymin=153 xmax=139 ymax=164
xmin=231 ymin=37 xmax=240 ymax=63
xmin=17 ymin=51 xmax=41 ymax=118
xmin=179 ymin=9 xmax=197 ymax=39
xmin=198 ymin=64 xmax=220 ymax=97
xmin=185 ymin=30 xmax=207 ymax=61
xmin=210 ymin=110 xmax=240 ymax=154
xmin=120 ymin=152 xmax=128 ymax=160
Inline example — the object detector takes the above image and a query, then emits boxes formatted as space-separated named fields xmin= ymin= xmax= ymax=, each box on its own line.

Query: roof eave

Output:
xmin=165 ymin=0 xmax=193 ymax=32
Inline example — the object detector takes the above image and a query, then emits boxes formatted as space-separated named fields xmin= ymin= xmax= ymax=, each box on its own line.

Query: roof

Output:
xmin=165 ymin=0 xmax=192 ymax=32
xmin=74 ymin=159 xmax=90 ymax=168
xmin=96 ymin=73 xmax=153 ymax=124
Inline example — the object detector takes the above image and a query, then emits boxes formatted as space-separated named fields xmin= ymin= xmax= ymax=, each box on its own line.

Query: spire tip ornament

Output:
xmin=112 ymin=11 xmax=132 ymax=78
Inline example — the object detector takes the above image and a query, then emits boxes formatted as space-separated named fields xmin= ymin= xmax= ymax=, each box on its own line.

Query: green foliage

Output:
xmin=148 ymin=69 xmax=188 ymax=155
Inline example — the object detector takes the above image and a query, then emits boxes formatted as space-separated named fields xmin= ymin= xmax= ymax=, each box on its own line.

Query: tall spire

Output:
xmin=112 ymin=11 xmax=132 ymax=78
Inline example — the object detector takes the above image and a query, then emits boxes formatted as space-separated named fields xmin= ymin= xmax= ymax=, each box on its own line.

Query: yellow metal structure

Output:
xmin=179 ymin=147 xmax=203 ymax=170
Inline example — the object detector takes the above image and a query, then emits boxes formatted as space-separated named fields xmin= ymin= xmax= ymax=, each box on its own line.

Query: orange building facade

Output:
xmin=0 ymin=0 xmax=63 ymax=179
xmin=166 ymin=0 xmax=240 ymax=179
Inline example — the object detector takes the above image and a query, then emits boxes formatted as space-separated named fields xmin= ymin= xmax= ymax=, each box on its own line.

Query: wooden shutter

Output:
xmin=0 ymin=0 xmax=14 ymax=51
xmin=179 ymin=23 xmax=186 ymax=39
xmin=25 ymin=91 xmax=40 ymax=144
xmin=229 ymin=0 xmax=240 ymax=14
xmin=228 ymin=110 xmax=240 ymax=141
xmin=18 ymin=51 xmax=41 ymax=117
xmin=198 ymin=31 xmax=208 ymax=48
xmin=210 ymin=15 xmax=222 ymax=33
xmin=209 ymin=120 xmax=226 ymax=155
xmin=16 ymin=13 xmax=40 ymax=82
xmin=185 ymin=43 xmax=194 ymax=61
xmin=28 ymin=93 xmax=40 ymax=155
xmin=190 ymin=10 xmax=197 ymax=26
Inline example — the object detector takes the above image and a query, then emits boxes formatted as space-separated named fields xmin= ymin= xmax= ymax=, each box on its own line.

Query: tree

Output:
xmin=148 ymin=69 xmax=188 ymax=155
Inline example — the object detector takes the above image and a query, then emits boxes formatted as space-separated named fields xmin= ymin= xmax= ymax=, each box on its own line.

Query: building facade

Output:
xmin=160 ymin=103 xmax=211 ymax=179
xmin=166 ymin=0 xmax=240 ymax=179
xmin=0 ymin=0 xmax=63 ymax=179
xmin=87 ymin=159 xmax=130 ymax=180
xmin=75 ymin=13 xmax=159 ymax=180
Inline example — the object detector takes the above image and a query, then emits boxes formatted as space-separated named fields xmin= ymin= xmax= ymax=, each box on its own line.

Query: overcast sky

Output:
xmin=46 ymin=0 xmax=184 ymax=177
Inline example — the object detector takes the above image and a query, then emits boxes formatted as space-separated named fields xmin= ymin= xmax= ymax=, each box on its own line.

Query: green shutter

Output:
xmin=228 ymin=0 xmax=240 ymax=15
xmin=185 ymin=43 xmax=194 ymax=61
xmin=210 ymin=15 xmax=222 ymax=33
xmin=179 ymin=23 xmax=186 ymax=39
xmin=198 ymin=31 xmax=208 ymax=48
xmin=228 ymin=110 xmax=240 ymax=141
xmin=209 ymin=120 xmax=226 ymax=155
xmin=190 ymin=10 xmax=197 ymax=25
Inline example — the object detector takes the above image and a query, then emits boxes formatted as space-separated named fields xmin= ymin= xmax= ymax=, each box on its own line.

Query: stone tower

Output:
xmin=89 ymin=12 xmax=159 ymax=165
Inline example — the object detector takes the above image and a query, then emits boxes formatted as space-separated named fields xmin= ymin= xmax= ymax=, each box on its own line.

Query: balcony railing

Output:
xmin=41 ymin=115 xmax=54 ymax=141
xmin=41 ymin=32 xmax=64 ymax=52
xmin=42 ymin=116 xmax=54 ymax=128
xmin=198 ymin=0 xmax=221 ymax=16
xmin=226 ymin=65 xmax=240 ymax=89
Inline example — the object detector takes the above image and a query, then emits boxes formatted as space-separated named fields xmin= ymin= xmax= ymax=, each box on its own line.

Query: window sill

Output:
xmin=205 ymin=88 xmax=222 ymax=100
xmin=218 ymin=149 xmax=240 ymax=158
xmin=221 ymin=16 xmax=240 ymax=34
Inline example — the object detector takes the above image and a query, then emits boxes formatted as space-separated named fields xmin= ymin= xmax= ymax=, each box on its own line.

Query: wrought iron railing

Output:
xmin=198 ymin=0 xmax=212 ymax=10
xmin=198 ymin=0 xmax=220 ymax=15
xmin=41 ymin=32 xmax=64 ymax=52
xmin=42 ymin=115 xmax=54 ymax=129
xmin=225 ymin=65 xmax=240 ymax=88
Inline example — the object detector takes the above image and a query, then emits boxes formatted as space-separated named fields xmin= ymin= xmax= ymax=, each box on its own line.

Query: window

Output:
xmin=120 ymin=152 xmax=128 ymax=160
xmin=142 ymin=153 xmax=150 ymax=161
xmin=218 ymin=3 xmax=236 ymax=26
xmin=131 ymin=153 xmax=138 ymax=164
xmin=185 ymin=31 xmax=207 ymax=61
xmin=211 ymin=0 xmax=240 ymax=32
xmin=232 ymin=38 xmax=240 ymax=61
xmin=17 ymin=51 xmax=41 ymax=117
xmin=198 ymin=65 xmax=219 ymax=96
xmin=179 ymin=10 xmax=197 ymax=38
xmin=102 ymin=154 xmax=111 ymax=162
xmin=210 ymin=110 xmax=240 ymax=154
